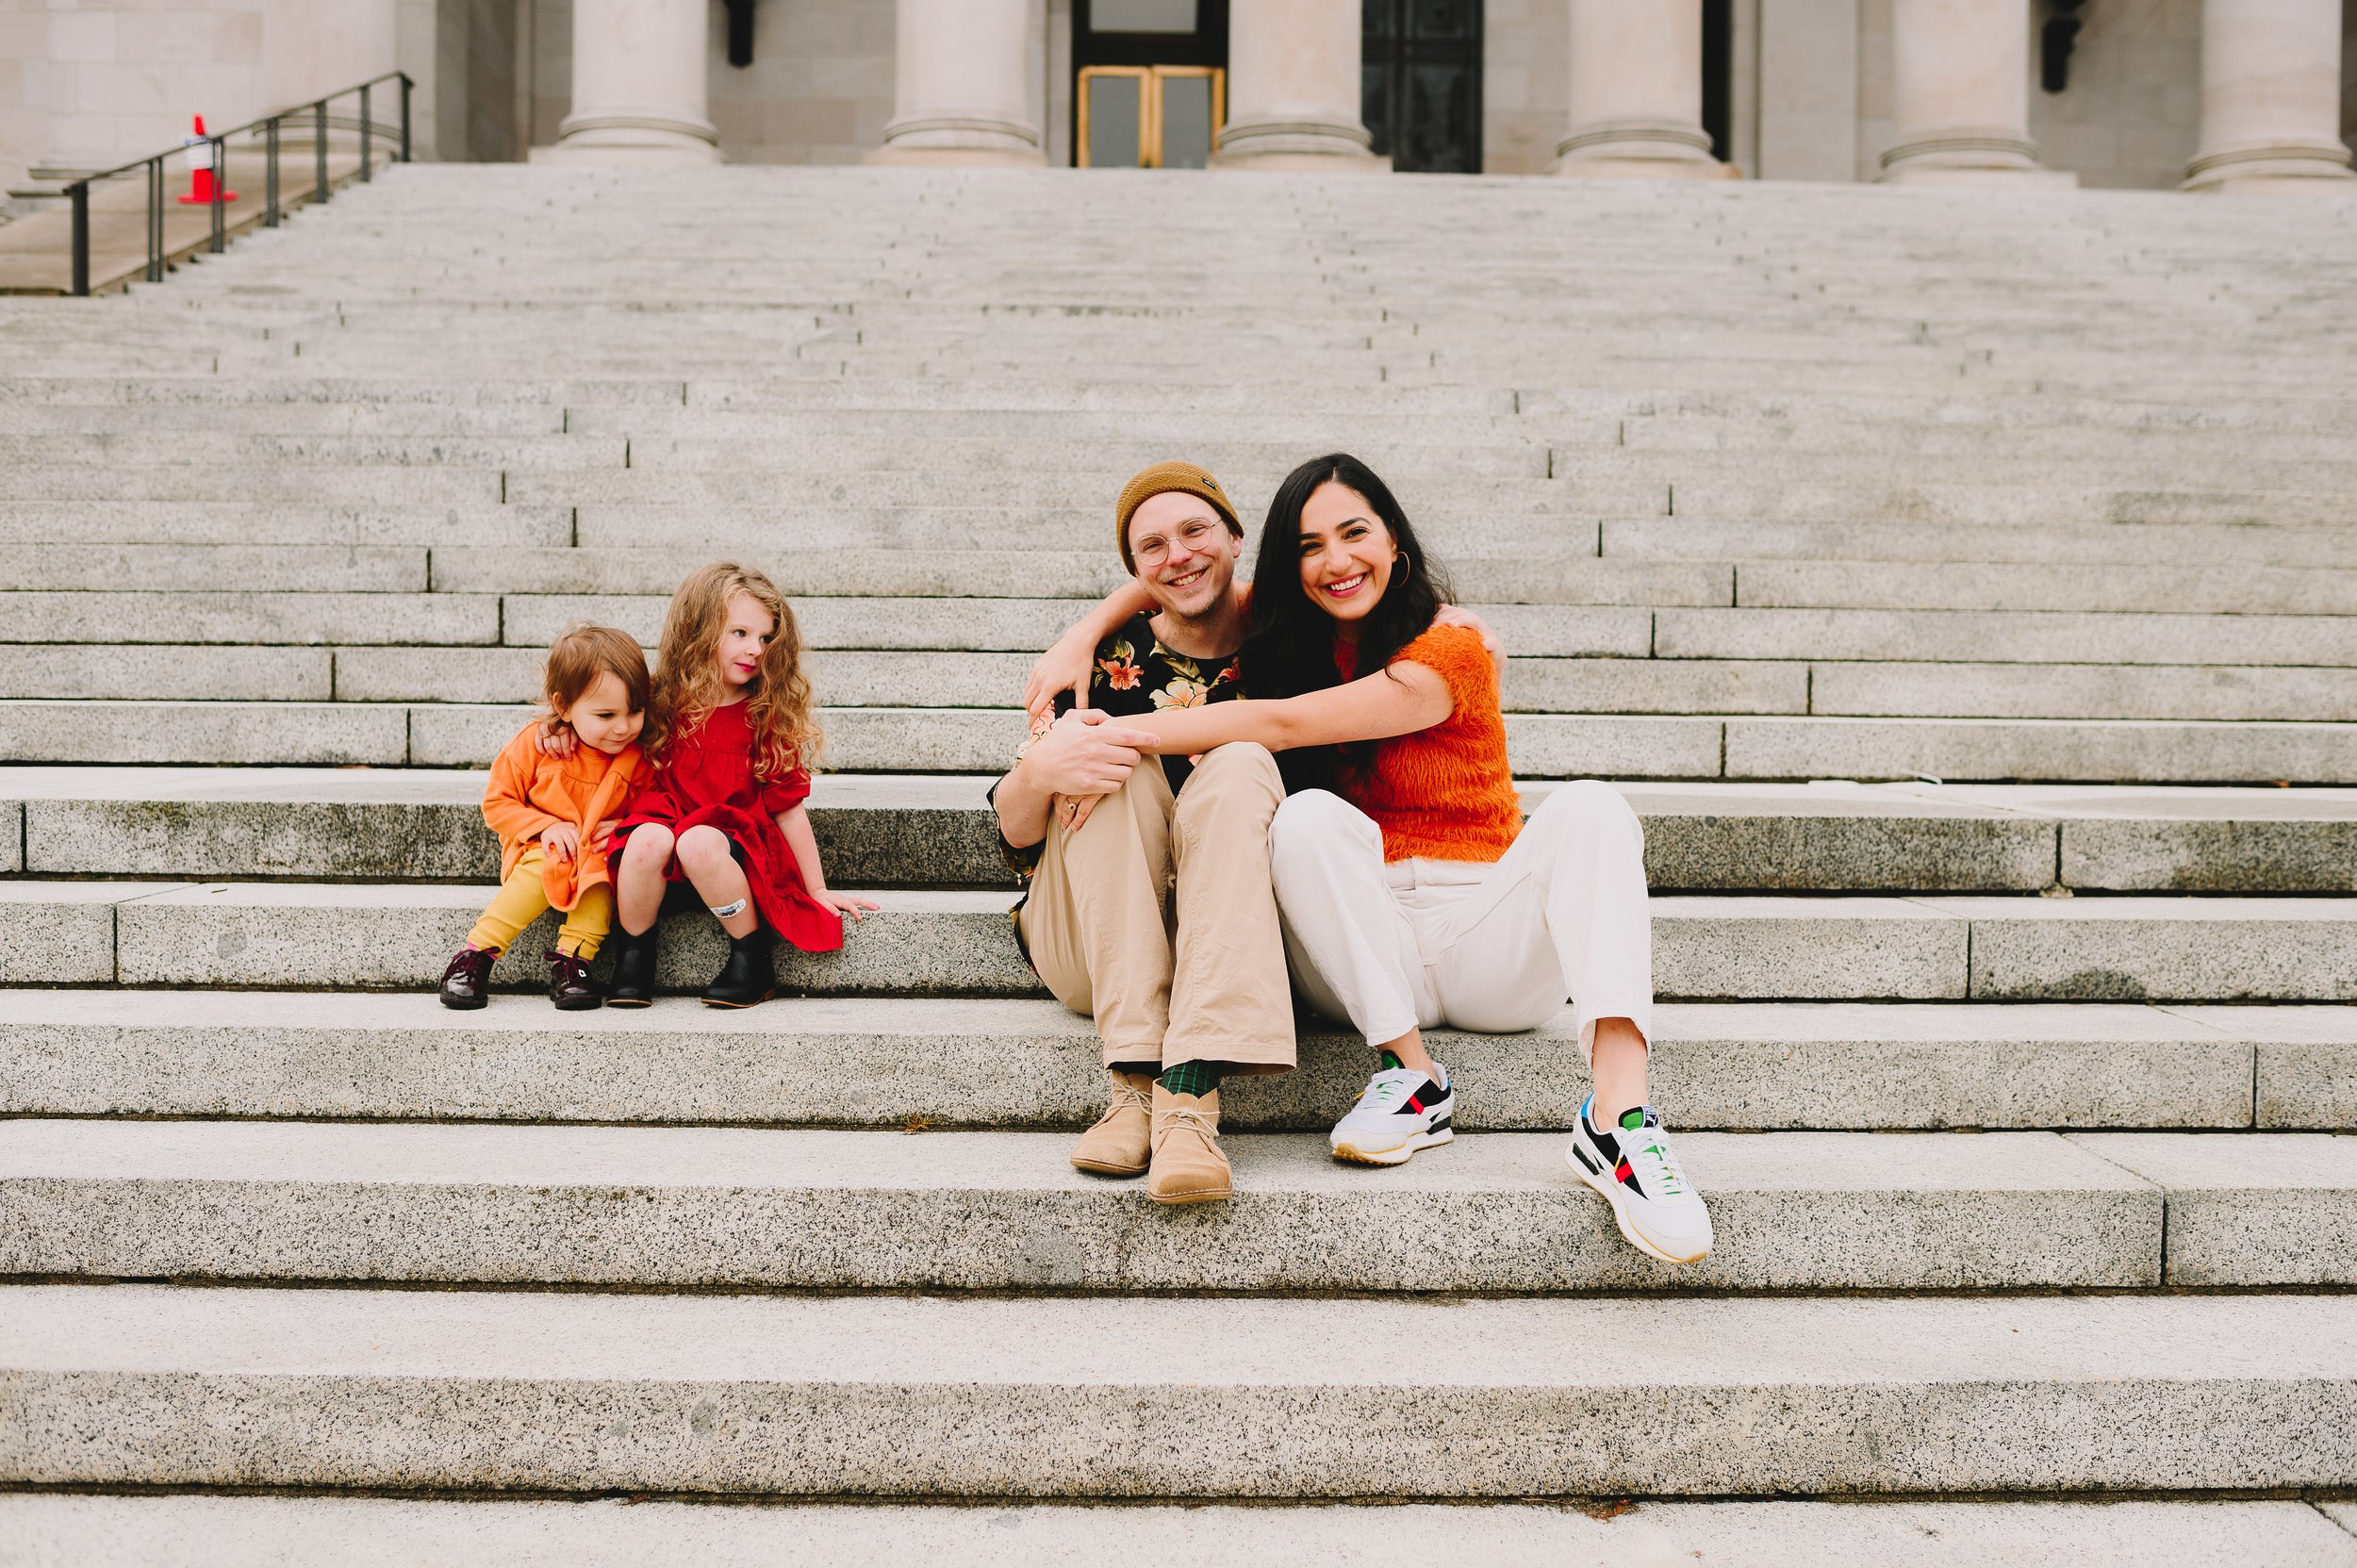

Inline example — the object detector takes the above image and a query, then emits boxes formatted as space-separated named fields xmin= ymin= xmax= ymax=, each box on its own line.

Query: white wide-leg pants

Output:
xmin=1267 ymin=782 xmax=1655 ymax=1061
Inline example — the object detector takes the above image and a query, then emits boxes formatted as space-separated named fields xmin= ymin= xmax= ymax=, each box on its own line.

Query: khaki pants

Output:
xmin=1018 ymin=741 xmax=1294 ymax=1075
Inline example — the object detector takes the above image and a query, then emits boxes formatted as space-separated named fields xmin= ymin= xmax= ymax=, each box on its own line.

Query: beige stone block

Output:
xmin=74 ymin=61 xmax=162 ymax=116
xmin=212 ymin=11 xmax=262 ymax=65
xmin=117 ymin=12 xmax=216 ymax=64
xmin=49 ymin=12 xmax=116 ymax=64
xmin=2118 ymin=36 xmax=2197 ymax=84
xmin=709 ymin=100 xmax=762 ymax=143
xmin=770 ymin=96 xmax=858 ymax=144
xmin=790 ymin=9 xmax=879 ymax=55
xmin=0 ymin=14 xmax=45 ymax=59
xmin=1487 ymin=63 xmax=1531 ymax=114
xmin=2036 ymin=121 xmax=2121 ymax=168
xmin=22 ymin=58 xmax=57 ymax=112
xmin=2087 ymin=0 xmax=2174 ymax=41
xmin=44 ymin=112 xmax=120 ymax=161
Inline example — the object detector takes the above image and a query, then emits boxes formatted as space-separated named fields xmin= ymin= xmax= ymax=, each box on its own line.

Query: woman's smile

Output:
xmin=1318 ymin=570 xmax=1370 ymax=602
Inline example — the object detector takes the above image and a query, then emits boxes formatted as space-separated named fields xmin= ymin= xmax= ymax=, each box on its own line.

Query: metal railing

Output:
xmin=63 ymin=72 xmax=412 ymax=298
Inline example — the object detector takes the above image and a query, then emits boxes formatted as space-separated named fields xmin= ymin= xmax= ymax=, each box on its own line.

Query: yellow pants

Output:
xmin=468 ymin=846 xmax=614 ymax=959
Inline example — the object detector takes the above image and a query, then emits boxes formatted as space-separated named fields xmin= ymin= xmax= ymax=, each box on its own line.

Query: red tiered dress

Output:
xmin=608 ymin=700 xmax=844 ymax=953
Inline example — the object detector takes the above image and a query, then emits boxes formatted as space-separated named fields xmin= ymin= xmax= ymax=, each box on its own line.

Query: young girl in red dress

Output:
xmin=602 ymin=561 xmax=876 ymax=1008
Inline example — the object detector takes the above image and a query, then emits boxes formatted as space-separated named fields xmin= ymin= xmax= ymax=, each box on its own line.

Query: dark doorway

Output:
xmin=1362 ymin=0 xmax=1483 ymax=173
xmin=1074 ymin=0 xmax=1229 ymax=167
xmin=1701 ymin=0 xmax=1733 ymax=164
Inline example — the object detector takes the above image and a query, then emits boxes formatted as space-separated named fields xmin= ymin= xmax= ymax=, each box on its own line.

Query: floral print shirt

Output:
xmin=994 ymin=610 xmax=1244 ymax=878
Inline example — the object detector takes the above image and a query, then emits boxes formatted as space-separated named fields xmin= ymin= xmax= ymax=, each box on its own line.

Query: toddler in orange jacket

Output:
xmin=437 ymin=624 xmax=650 ymax=1011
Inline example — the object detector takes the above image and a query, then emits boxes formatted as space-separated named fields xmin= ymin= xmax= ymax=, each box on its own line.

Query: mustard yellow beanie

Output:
xmin=1115 ymin=461 xmax=1241 ymax=572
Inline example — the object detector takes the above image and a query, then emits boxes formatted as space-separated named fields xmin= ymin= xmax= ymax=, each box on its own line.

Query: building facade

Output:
xmin=5 ymin=0 xmax=2351 ymax=202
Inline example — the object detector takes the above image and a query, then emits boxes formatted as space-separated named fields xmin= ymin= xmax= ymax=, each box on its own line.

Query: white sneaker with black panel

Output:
xmin=1566 ymin=1095 xmax=1713 ymax=1264
xmin=1328 ymin=1061 xmax=1455 ymax=1166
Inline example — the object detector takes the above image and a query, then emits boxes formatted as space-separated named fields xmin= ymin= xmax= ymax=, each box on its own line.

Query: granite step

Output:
xmin=0 ymin=1120 xmax=2174 ymax=1293
xmin=6 ymin=1285 xmax=2353 ymax=1496
xmin=8 ymin=879 xmax=2357 ymax=1002
xmin=6 ymin=1494 xmax=2352 ymax=1568
xmin=9 ymin=700 xmax=2357 ymax=782
xmin=9 ymin=991 xmax=2332 ymax=1131
xmin=12 ymin=768 xmax=2357 ymax=894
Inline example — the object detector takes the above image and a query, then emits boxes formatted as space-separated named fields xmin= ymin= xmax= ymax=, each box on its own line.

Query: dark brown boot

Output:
xmin=547 ymin=950 xmax=602 ymax=1011
xmin=437 ymin=946 xmax=495 ymax=1010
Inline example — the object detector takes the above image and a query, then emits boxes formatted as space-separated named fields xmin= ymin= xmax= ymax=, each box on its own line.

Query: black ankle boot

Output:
xmin=701 ymin=927 xmax=775 ymax=1009
xmin=605 ymin=925 xmax=659 ymax=1008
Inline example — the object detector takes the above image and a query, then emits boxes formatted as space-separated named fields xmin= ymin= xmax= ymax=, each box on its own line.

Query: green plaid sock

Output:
xmin=1157 ymin=1060 xmax=1222 ymax=1098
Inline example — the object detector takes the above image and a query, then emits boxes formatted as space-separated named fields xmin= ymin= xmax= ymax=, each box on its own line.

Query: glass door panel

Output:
xmin=1081 ymin=69 xmax=1146 ymax=168
xmin=1158 ymin=70 xmax=1218 ymax=167
xmin=1078 ymin=65 xmax=1224 ymax=168
xmin=1089 ymin=0 xmax=1199 ymax=31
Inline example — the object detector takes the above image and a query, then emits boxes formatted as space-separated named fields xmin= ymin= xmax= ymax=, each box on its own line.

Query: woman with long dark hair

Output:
xmin=1034 ymin=454 xmax=1711 ymax=1265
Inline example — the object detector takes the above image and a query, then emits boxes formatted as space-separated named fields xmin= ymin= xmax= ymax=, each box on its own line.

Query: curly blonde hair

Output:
xmin=644 ymin=562 xmax=818 ymax=780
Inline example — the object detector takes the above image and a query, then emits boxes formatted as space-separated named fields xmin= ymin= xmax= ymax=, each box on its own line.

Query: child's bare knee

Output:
xmin=624 ymin=825 xmax=675 ymax=867
xmin=675 ymin=825 xmax=732 ymax=869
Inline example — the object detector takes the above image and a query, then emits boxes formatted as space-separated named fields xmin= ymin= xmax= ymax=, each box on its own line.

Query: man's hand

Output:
xmin=540 ymin=821 xmax=581 ymax=862
xmin=1022 ymin=627 xmax=1104 ymax=722
xmin=1025 ymin=708 xmax=1155 ymax=798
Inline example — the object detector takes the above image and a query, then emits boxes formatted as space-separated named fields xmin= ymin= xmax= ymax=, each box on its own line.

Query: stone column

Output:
xmin=1214 ymin=0 xmax=1385 ymax=172
xmin=2184 ymin=0 xmax=2355 ymax=191
xmin=1553 ymin=0 xmax=1728 ymax=179
xmin=537 ymin=0 xmax=718 ymax=164
xmin=1878 ymin=0 xmax=2069 ymax=185
xmin=871 ymin=0 xmax=1045 ymax=166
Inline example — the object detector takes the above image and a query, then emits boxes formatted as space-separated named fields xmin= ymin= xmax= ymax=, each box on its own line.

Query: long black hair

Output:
xmin=1241 ymin=453 xmax=1451 ymax=795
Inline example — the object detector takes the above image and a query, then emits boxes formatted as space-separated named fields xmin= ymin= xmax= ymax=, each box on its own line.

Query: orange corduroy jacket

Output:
xmin=481 ymin=724 xmax=643 ymax=911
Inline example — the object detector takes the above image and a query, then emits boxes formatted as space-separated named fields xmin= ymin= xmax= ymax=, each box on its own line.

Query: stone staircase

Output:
xmin=3 ymin=164 xmax=2357 ymax=1560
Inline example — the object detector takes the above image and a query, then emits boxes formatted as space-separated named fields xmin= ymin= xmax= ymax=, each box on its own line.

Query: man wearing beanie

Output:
xmin=989 ymin=461 xmax=1293 ymax=1205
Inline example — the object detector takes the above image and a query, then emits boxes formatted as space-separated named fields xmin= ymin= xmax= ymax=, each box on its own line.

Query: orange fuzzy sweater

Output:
xmin=481 ymin=724 xmax=643 ymax=910
xmin=1334 ymin=622 xmax=1522 ymax=864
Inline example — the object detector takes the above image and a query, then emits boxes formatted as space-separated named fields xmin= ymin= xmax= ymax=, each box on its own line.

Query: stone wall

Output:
xmin=1859 ymin=0 xmax=2202 ymax=188
xmin=517 ymin=0 xmax=898 ymax=165
xmin=2022 ymin=0 xmax=2200 ymax=190
xmin=0 ymin=0 xmax=400 ymax=192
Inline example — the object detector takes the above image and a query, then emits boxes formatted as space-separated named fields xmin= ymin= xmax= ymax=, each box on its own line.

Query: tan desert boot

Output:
xmin=1146 ymin=1083 xmax=1233 ymax=1204
xmin=1069 ymin=1070 xmax=1155 ymax=1176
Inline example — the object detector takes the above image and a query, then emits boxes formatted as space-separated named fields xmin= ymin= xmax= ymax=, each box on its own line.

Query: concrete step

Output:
xmin=0 ymin=502 xmax=571 ymax=549
xmin=1656 ymin=607 xmax=2357 ymax=668
xmin=1738 ymin=559 xmax=2357 ymax=617
xmin=8 ymin=700 xmax=2357 ymax=783
xmin=12 ymin=768 xmax=2357 ymax=895
xmin=0 ymin=545 xmax=429 ymax=593
xmin=1618 ymin=516 xmax=2357 ymax=570
xmin=7 ymin=1285 xmax=2353 ymax=1495
xmin=7 ymin=1494 xmax=2354 ymax=1568
xmin=9 ymin=991 xmax=2330 ymax=1131
xmin=428 ymin=546 xmax=1733 ymax=608
xmin=0 ymin=592 xmax=497 ymax=645
xmin=0 ymin=432 xmax=624 ymax=470
xmin=0 ymin=1120 xmax=2181 ymax=1292
xmin=8 ymin=879 xmax=2357 ymax=1002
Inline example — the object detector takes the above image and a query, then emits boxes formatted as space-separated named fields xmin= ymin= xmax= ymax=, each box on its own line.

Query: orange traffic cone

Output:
xmin=177 ymin=115 xmax=238 ymax=206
